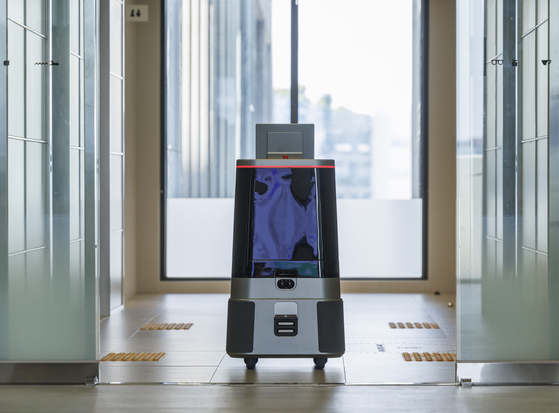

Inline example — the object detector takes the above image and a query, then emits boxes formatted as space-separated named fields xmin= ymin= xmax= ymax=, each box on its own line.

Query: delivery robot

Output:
xmin=226 ymin=124 xmax=345 ymax=369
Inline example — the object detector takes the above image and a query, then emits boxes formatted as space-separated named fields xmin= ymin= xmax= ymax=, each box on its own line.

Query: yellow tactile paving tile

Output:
xmin=442 ymin=352 xmax=456 ymax=362
xmin=140 ymin=323 xmax=193 ymax=330
xmin=101 ymin=352 xmax=167 ymax=362
xmin=402 ymin=352 xmax=456 ymax=362
xmin=389 ymin=322 xmax=441 ymax=329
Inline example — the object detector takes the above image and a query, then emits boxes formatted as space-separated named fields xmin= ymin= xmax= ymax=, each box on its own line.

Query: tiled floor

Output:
xmin=99 ymin=293 xmax=457 ymax=384
xmin=2 ymin=293 xmax=559 ymax=412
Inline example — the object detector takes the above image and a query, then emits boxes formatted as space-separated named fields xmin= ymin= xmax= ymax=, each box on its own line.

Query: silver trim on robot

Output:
xmin=456 ymin=362 xmax=559 ymax=385
xmin=231 ymin=278 xmax=341 ymax=300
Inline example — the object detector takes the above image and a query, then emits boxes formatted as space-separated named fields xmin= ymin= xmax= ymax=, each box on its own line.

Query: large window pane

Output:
xmin=165 ymin=0 xmax=279 ymax=199
xmin=299 ymin=0 xmax=416 ymax=200
xmin=164 ymin=0 xmax=424 ymax=279
xmin=271 ymin=0 xmax=291 ymax=123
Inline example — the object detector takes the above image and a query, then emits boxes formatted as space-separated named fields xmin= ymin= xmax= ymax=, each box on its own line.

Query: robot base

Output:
xmin=242 ymin=357 xmax=328 ymax=370
xmin=226 ymin=296 xmax=345 ymax=369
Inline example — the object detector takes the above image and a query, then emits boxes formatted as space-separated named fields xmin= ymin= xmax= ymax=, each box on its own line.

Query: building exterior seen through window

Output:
xmin=165 ymin=0 xmax=420 ymax=200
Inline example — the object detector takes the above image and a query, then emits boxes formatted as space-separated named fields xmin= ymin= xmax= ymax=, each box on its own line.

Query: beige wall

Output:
xmin=123 ymin=2 xmax=138 ymax=300
xmin=124 ymin=0 xmax=456 ymax=296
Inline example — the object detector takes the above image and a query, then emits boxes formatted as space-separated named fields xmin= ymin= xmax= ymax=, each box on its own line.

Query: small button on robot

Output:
xmin=277 ymin=279 xmax=295 ymax=289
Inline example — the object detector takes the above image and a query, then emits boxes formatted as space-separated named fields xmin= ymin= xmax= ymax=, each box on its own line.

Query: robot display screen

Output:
xmin=251 ymin=167 xmax=320 ymax=277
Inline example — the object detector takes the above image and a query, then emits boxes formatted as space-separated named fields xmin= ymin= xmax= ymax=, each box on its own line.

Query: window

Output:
xmin=162 ymin=0 xmax=428 ymax=280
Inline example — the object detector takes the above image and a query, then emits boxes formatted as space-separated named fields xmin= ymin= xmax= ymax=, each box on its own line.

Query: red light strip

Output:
xmin=236 ymin=165 xmax=334 ymax=169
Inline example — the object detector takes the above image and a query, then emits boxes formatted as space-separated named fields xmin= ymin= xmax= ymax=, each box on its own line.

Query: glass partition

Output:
xmin=0 ymin=0 xmax=98 ymax=384
xmin=456 ymin=0 xmax=559 ymax=384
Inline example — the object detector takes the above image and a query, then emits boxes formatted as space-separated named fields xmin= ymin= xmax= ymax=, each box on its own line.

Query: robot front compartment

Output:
xmin=226 ymin=298 xmax=345 ymax=360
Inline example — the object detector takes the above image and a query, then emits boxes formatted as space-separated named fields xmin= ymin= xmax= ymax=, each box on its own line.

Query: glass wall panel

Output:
xmin=7 ymin=21 xmax=24 ymax=139
xmin=110 ymin=76 xmax=123 ymax=153
xmin=70 ymin=0 xmax=80 ymax=55
xmin=7 ymin=0 xmax=24 ymax=23
xmin=80 ymin=149 xmax=85 ymax=238
xmin=486 ymin=150 xmax=496 ymax=238
xmin=538 ymin=0 xmax=548 ymax=22
xmin=70 ymin=55 xmax=81 ymax=147
xmin=26 ymin=32 xmax=47 ymax=141
xmin=99 ymin=0 xmax=125 ymax=314
xmin=70 ymin=148 xmax=81 ymax=241
xmin=486 ymin=0 xmax=496 ymax=58
xmin=110 ymin=154 xmax=123 ymax=231
xmin=110 ymin=0 xmax=123 ymax=77
xmin=457 ymin=0 xmax=559 ymax=376
xmin=522 ymin=32 xmax=536 ymax=141
xmin=523 ymin=0 xmax=537 ymax=32
xmin=496 ymin=65 xmax=504 ymax=147
xmin=537 ymin=139 xmax=548 ymax=252
xmin=26 ymin=141 xmax=48 ymax=250
xmin=26 ymin=0 xmax=47 ymax=35
xmin=496 ymin=149 xmax=503 ymax=239
xmin=7 ymin=139 xmax=25 ymax=254
xmin=537 ymin=21 xmax=549 ymax=137
xmin=110 ymin=231 xmax=123 ymax=308
xmin=521 ymin=141 xmax=536 ymax=249
xmin=1 ymin=0 xmax=98 ymax=375
xmin=486 ymin=64 xmax=496 ymax=149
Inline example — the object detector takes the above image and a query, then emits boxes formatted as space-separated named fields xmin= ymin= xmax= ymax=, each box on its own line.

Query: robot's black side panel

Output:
xmin=226 ymin=300 xmax=255 ymax=353
xmin=317 ymin=300 xmax=345 ymax=353
xmin=232 ymin=168 xmax=254 ymax=278
xmin=316 ymin=168 xmax=339 ymax=278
